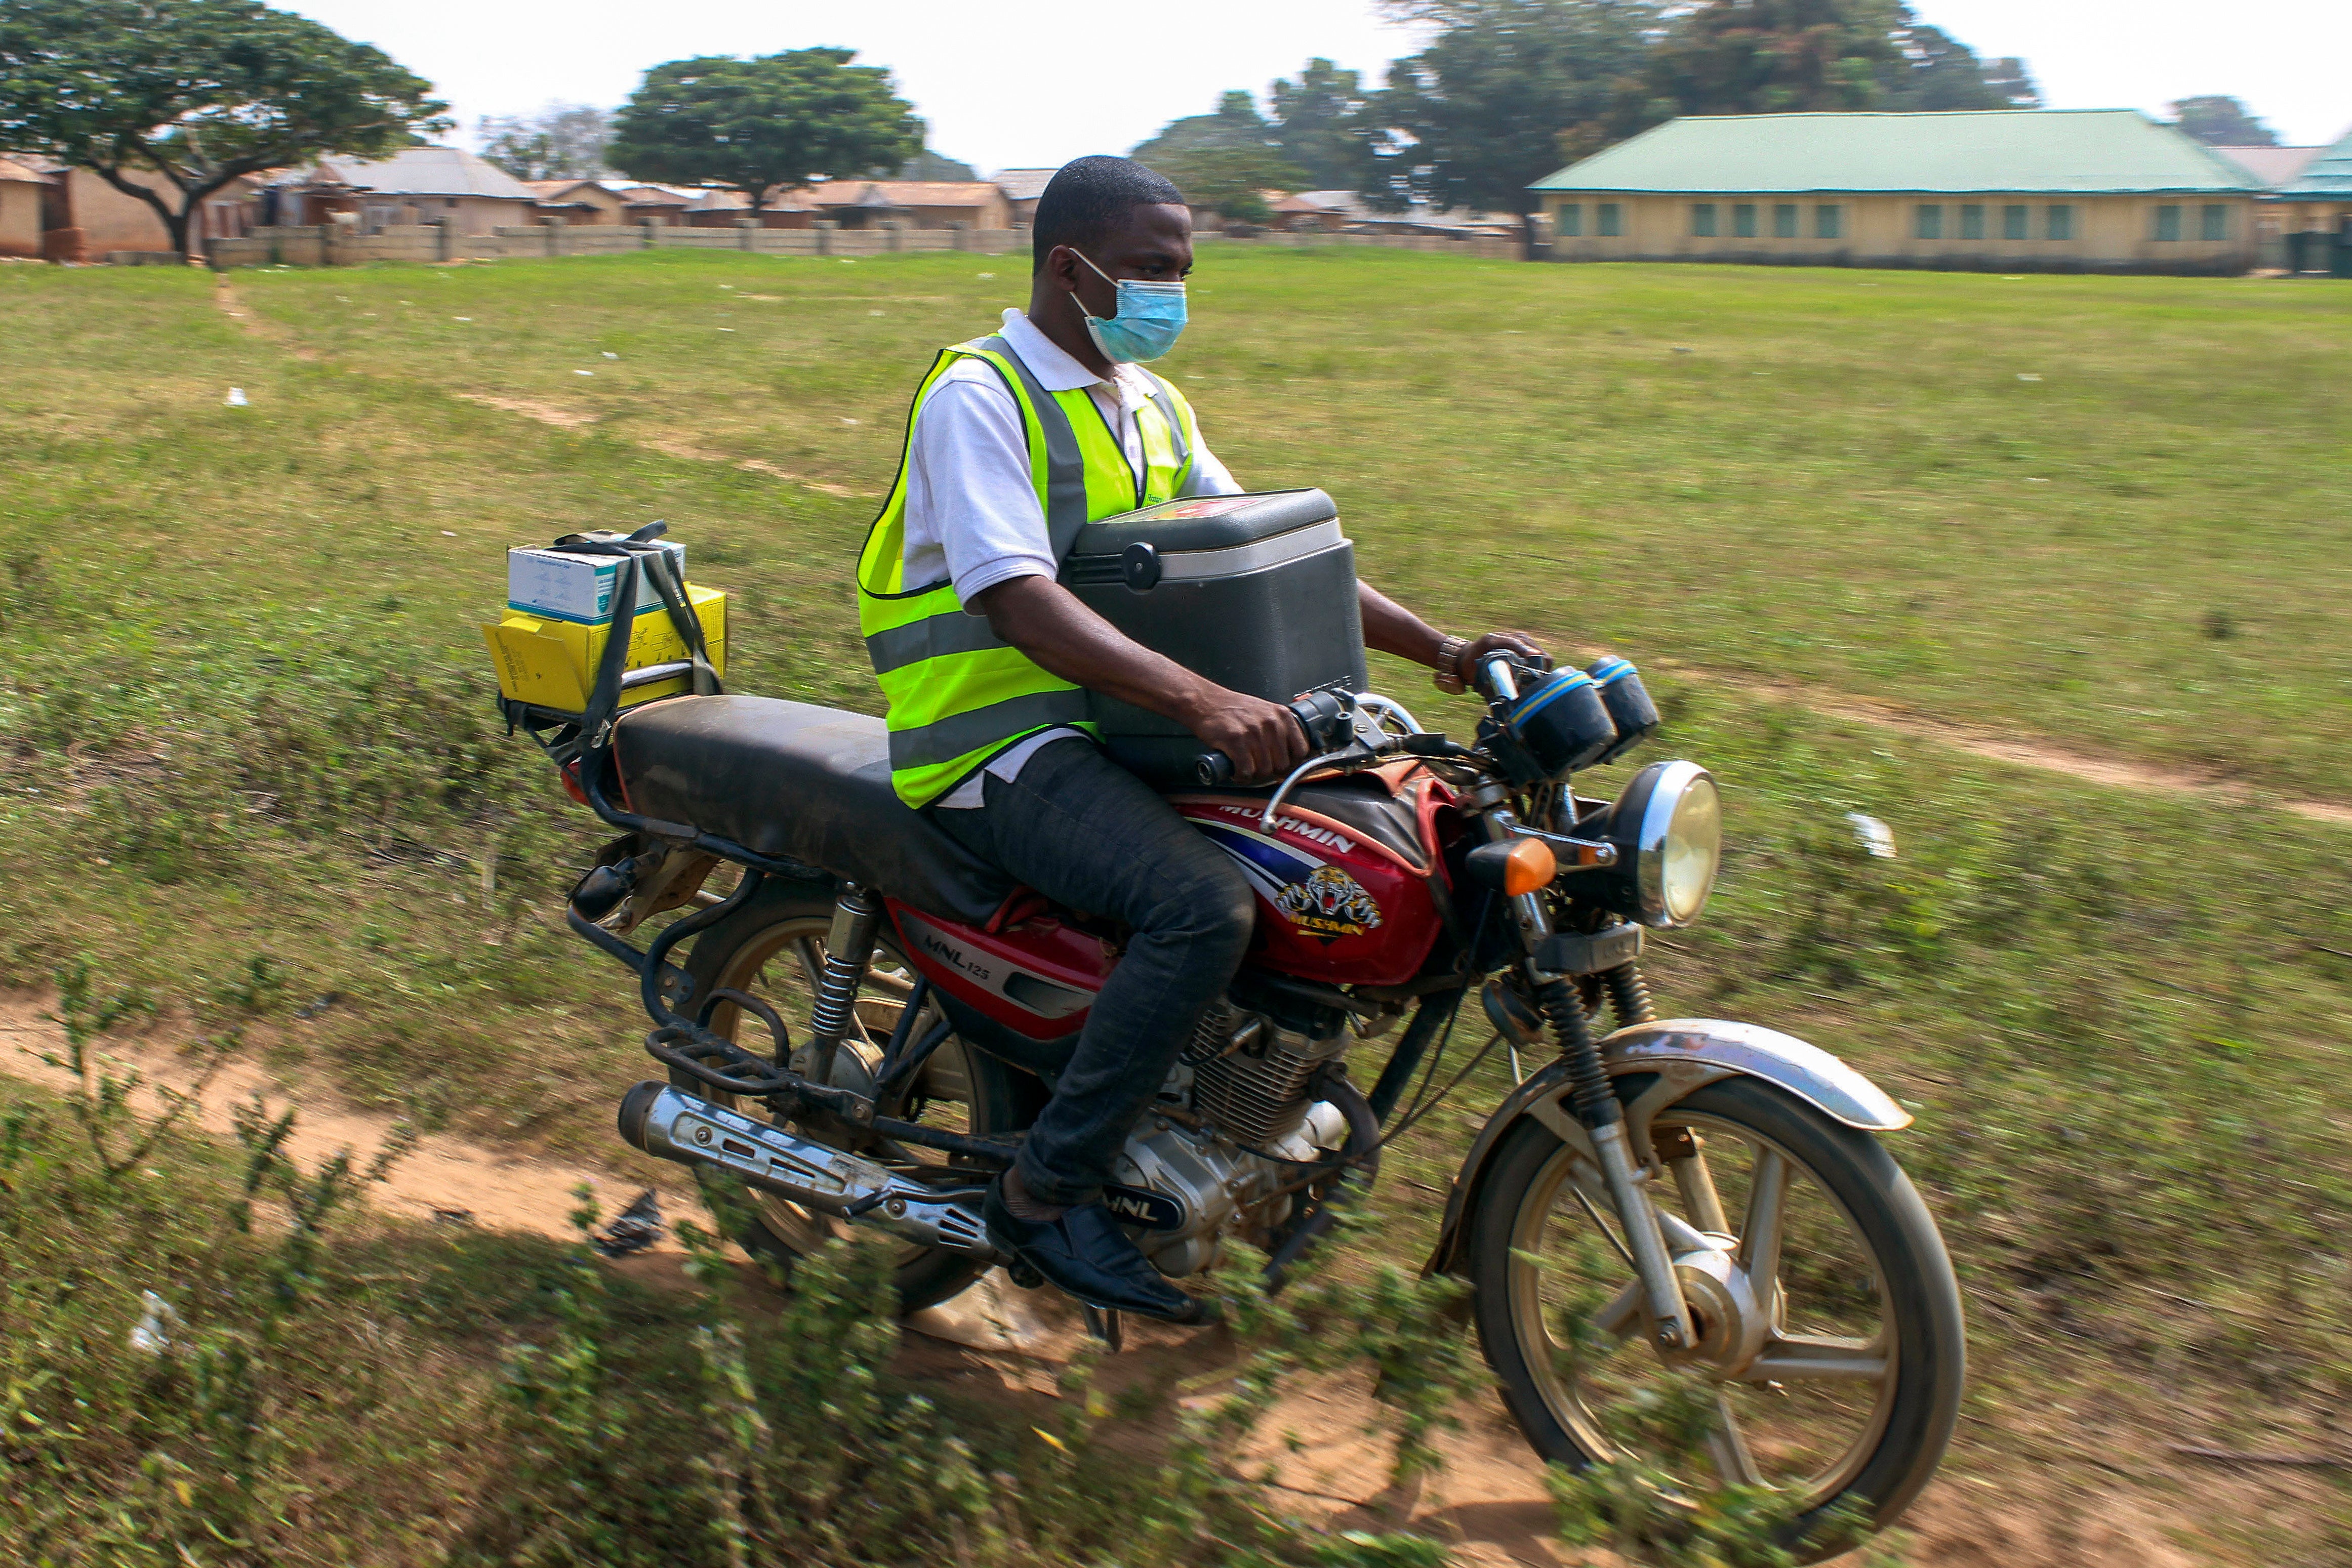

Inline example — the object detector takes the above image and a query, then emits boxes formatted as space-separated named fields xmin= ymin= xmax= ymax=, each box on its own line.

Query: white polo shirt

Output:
xmin=904 ymin=308 xmax=1243 ymax=806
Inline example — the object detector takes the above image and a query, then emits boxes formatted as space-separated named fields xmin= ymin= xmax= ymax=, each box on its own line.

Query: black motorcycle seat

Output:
xmin=611 ymin=695 xmax=1014 ymax=926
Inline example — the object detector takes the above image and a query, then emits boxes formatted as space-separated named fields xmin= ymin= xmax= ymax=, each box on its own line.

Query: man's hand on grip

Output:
xmin=1189 ymin=690 xmax=1310 ymax=783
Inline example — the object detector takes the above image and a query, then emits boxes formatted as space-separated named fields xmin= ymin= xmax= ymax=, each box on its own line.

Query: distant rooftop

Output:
xmin=993 ymin=168 xmax=1059 ymax=200
xmin=2270 ymin=125 xmax=2352 ymax=200
xmin=0 ymin=155 xmax=49 ymax=183
xmin=801 ymin=180 xmax=1005 ymax=208
xmin=1532 ymin=110 xmax=2262 ymax=195
xmin=315 ymin=147 xmax=535 ymax=200
xmin=2212 ymin=146 xmax=2323 ymax=189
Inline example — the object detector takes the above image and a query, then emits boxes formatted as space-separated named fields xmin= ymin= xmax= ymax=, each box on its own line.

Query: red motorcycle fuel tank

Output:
xmin=887 ymin=765 xmax=1453 ymax=1035
xmin=1170 ymin=767 xmax=1450 ymax=987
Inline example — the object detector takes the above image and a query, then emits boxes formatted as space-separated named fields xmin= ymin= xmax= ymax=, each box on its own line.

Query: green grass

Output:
xmin=3 ymin=250 xmax=2349 ymax=1563
xmin=226 ymin=243 xmax=2352 ymax=801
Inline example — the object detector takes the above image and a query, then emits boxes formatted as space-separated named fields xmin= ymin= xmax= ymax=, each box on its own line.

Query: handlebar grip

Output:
xmin=1197 ymin=694 xmax=1337 ymax=787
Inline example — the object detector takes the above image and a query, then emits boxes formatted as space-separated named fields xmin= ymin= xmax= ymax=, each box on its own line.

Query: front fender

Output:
xmin=1421 ymin=1018 xmax=1910 ymax=1278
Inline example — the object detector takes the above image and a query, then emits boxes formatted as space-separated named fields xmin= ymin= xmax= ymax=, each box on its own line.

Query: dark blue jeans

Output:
xmin=932 ymin=737 xmax=1255 ymax=1206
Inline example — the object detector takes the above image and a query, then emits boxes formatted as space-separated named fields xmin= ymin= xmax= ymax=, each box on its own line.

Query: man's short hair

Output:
xmin=1031 ymin=156 xmax=1186 ymax=272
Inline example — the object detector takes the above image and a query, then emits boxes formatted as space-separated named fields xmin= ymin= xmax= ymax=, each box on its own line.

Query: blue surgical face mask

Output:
xmin=1072 ymin=250 xmax=1187 ymax=363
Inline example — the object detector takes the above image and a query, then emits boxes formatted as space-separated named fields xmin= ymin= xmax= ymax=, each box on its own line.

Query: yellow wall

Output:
xmin=66 ymin=169 xmax=176 ymax=252
xmin=0 ymin=177 xmax=42 ymax=256
xmin=1539 ymin=190 xmax=2257 ymax=272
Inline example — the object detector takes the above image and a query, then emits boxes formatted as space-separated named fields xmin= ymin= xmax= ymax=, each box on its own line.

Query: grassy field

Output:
xmin=3 ymin=248 xmax=2349 ymax=1564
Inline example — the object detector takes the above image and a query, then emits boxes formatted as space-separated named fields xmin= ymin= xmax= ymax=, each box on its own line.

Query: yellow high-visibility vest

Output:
xmin=856 ymin=334 xmax=1201 ymax=808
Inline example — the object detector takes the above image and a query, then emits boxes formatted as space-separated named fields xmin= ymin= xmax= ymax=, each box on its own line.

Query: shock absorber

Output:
xmin=1536 ymin=976 xmax=1618 ymax=1129
xmin=804 ymin=884 xmax=881 ymax=1087
xmin=1535 ymin=968 xmax=1690 ymax=1352
xmin=1604 ymin=963 xmax=1658 ymax=1027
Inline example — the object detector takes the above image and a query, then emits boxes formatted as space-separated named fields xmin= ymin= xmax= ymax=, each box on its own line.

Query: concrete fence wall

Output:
xmin=209 ymin=220 xmax=1524 ymax=270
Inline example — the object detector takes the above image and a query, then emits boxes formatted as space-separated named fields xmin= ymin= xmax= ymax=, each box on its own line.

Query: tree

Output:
xmin=0 ymin=0 xmax=447 ymax=258
xmin=1363 ymin=0 xmax=1665 ymax=222
xmin=1879 ymin=24 xmax=2036 ymax=111
xmin=2169 ymin=95 xmax=2279 ymax=148
xmin=610 ymin=49 xmax=922 ymax=211
xmin=1977 ymin=55 xmax=2041 ymax=110
xmin=1131 ymin=90 xmax=1274 ymax=165
xmin=479 ymin=103 xmax=614 ymax=182
xmin=895 ymin=150 xmax=978 ymax=180
xmin=1150 ymin=144 xmax=1310 ymax=224
xmin=1636 ymin=0 xmax=1910 ymax=118
xmin=1269 ymin=58 xmax=1375 ymax=190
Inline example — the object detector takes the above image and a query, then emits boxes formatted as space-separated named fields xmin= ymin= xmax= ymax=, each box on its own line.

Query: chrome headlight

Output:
xmin=1596 ymin=760 xmax=1721 ymax=928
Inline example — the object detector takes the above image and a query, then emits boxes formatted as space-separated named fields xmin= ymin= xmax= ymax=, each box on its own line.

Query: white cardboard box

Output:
xmin=506 ymin=541 xmax=687 ymax=625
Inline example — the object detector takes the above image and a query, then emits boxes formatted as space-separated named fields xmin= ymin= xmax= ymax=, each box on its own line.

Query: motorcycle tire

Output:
xmin=1466 ymin=1075 xmax=1964 ymax=1557
xmin=676 ymin=875 xmax=1046 ymax=1313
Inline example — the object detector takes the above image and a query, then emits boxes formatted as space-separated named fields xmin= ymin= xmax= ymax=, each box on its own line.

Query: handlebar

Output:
xmin=1194 ymin=690 xmax=1357 ymax=786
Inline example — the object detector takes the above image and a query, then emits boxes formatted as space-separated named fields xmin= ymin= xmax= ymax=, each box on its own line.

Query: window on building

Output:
xmin=1733 ymin=202 xmax=1757 ymax=238
xmin=1557 ymin=202 xmax=1582 ymax=237
xmin=2153 ymin=204 xmax=2182 ymax=241
xmin=1915 ymin=204 xmax=1943 ymax=240
xmin=2002 ymin=204 xmax=2029 ymax=240
xmin=1815 ymin=203 xmax=1842 ymax=239
xmin=444 ymin=198 xmax=458 ymax=209
xmin=1691 ymin=202 xmax=1718 ymax=237
xmin=2200 ymin=203 xmax=2228 ymax=241
xmin=1598 ymin=202 xmax=1622 ymax=237
xmin=1960 ymin=203 xmax=1985 ymax=240
xmin=2045 ymin=204 xmax=2073 ymax=241
xmin=1773 ymin=202 xmax=1798 ymax=238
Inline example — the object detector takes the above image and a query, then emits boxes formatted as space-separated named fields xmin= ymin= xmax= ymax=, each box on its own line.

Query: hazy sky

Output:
xmin=276 ymin=0 xmax=2352 ymax=169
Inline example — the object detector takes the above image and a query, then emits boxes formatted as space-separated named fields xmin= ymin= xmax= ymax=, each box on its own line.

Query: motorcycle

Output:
xmin=524 ymin=573 xmax=1964 ymax=1554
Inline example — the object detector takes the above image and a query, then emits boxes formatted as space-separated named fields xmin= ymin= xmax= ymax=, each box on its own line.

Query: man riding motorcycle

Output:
xmin=855 ymin=154 xmax=1543 ymax=1321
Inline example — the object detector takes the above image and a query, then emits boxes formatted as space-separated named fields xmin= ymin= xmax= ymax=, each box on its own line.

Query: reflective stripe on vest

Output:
xmin=856 ymin=334 xmax=1201 ymax=808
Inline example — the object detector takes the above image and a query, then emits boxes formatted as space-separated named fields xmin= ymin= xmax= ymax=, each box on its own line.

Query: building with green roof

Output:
xmin=1529 ymin=109 xmax=2261 ymax=274
xmin=2262 ymin=123 xmax=2352 ymax=275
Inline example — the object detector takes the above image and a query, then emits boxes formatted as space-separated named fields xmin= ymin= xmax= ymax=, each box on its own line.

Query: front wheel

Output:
xmin=1467 ymin=1076 xmax=1964 ymax=1557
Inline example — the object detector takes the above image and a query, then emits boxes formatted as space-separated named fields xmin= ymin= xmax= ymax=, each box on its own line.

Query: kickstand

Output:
xmin=1078 ymin=1303 xmax=1124 ymax=1352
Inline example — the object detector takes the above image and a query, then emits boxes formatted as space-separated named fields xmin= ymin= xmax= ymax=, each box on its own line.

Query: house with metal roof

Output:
xmin=295 ymin=147 xmax=536 ymax=233
xmin=1529 ymin=109 xmax=2262 ymax=274
xmin=806 ymin=180 xmax=1012 ymax=231
xmin=993 ymin=169 xmax=1058 ymax=226
xmin=2260 ymin=124 xmax=2352 ymax=275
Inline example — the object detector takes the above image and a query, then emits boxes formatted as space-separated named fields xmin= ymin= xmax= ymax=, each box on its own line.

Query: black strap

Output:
xmin=504 ymin=521 xmax=722 ymax=771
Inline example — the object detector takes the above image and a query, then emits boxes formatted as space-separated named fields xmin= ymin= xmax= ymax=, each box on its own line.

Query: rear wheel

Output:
xmin=678 ymin=878 xmax=1043 ymax=1311
xmin=1467 ymin=1077 xmax=1964 ymax=1556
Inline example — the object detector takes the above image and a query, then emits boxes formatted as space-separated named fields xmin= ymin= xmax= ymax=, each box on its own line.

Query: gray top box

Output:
xmin=1064 ymin=488 xmax=1337 ymax=557
xmin=1058 ymin=488 xmax=1365 ymax=783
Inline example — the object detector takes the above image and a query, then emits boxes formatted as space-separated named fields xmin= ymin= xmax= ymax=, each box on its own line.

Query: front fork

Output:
xmin=1499 ymin=828 xmax=1696 ymax=1353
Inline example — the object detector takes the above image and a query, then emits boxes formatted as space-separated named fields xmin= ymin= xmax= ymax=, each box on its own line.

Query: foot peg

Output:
xmin=1080 ymin=1303 xmax=1125 ymax=1352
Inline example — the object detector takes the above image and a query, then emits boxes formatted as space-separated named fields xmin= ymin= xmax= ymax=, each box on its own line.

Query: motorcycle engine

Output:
xmin=1109 ymin=999 xmax=1353 ymax=1277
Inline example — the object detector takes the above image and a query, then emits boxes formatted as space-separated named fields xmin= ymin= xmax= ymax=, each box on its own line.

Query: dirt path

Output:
xmin=5 ymin=996 xmax=2251 ymax=1566
xmin=0 ymin=995 xmax=698 ymax=1247
xmin=1549 ymin=646 xmax=2352 ymax=830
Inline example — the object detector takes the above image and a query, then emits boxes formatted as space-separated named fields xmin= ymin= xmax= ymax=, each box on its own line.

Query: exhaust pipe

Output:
xmin=619 ymin=1082 xmax=993 ymax=1257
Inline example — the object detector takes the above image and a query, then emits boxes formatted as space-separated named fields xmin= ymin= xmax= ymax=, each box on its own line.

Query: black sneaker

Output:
xmin=982 ymin=1177 xmax=1218 ymax=1325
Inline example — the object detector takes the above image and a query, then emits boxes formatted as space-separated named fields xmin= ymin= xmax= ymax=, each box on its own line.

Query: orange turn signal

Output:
xmin=1502 ymin=837 xmax=1558 ymax=896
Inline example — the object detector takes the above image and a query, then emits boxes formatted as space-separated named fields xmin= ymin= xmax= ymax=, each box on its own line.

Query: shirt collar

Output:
xmin=999 ymin=307 xmax=1151 ymax=407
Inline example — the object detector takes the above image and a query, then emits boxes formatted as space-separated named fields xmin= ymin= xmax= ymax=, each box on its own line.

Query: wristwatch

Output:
xmin=1432 ymin=634 xmax=1472 ymax=694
